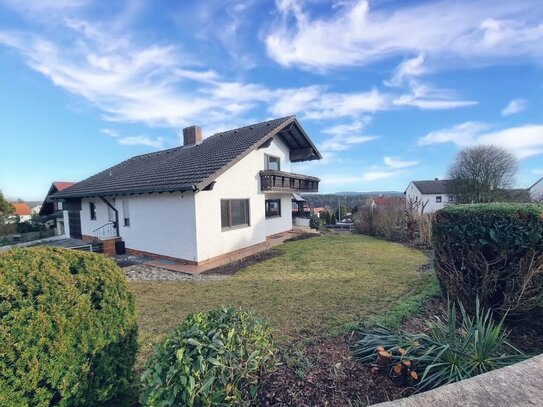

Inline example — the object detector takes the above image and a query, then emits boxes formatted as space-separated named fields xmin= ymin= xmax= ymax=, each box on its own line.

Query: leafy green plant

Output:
xmin=352 ymin=298 xmax=527 ymax=391
xmin=309 ymin=213 xmax=322 ymax=230
xmin=285 ymin=349 xmax=316 ymax=378
xmin=140 ymin=307 xmax=275 ymax=406
xmin=0 ymin=247 xmax=137 ymax=406
xmin=433 ymin=203 xmax=543 ymax=320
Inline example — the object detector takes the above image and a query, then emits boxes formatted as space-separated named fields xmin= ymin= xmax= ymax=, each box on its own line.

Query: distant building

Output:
xmin=10 ymin=202 xmax=32 ymax=222
xmin=404 ymin=179 xmax=455 ymax=213
xmin=370 ymin=196 xmax=406 ymax=210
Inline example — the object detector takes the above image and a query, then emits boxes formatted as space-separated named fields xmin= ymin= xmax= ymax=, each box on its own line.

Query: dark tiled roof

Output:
xmin=53 ymin=116 xmax=320 ymax=199
xmin=411 ymin=179 xmax=454 ymax=194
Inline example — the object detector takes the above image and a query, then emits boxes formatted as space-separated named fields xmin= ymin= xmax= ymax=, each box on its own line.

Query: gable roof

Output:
xmin=529 ymin=176 xmax=543 ymax=191
xmin=409 ymin=179 xmax=454 ymax=195
xmin=12 ymin=202 xmax=31 ymax=216
xmin=39 ymin=181 xmax=78 ymax=215
xmin=52 ymin=116 xmax=321 ymax=199
xmin=53 ymin=181 xmax=76 ymax=191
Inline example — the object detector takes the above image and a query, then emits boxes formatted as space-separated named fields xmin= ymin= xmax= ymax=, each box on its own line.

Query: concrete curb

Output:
xmin=374 ymin=354 xmax=543 ymax=406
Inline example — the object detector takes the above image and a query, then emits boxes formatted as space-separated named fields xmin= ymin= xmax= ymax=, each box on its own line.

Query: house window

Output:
xmin=436 ymin=196 xmax=442 ymax=203
xmin=221 ymin=199 xmax=250 ymax=229
xmin=89 ymin=202 xmax=96 ymax=220
xmin=122 ymin=200 xmax=130 ymax=227
xmin=265 ymin=199 xmax=281 ymax=218
xmin=108 ymin=206 xmax=116 ymax=223
xmin=265 ymin=155 xmax=280 ymax=171
xmin=448 ymin=195 xmax=455 ymax=203
xmin=57 ymin=202 xmax=63 ymax=211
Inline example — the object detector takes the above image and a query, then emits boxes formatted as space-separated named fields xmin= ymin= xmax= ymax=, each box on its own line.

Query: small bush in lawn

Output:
xmin=0 ymin=247 xmax=137 ymax=406
xmin=432 ymin=203 xmax=543 ymax=320
xmin=353 ymin=298 xmax=527 ymax=391
xmin=309 ymin=214 xmax=322 ymax=230
xmin=140 ymin=307 xmax=275 ymax=407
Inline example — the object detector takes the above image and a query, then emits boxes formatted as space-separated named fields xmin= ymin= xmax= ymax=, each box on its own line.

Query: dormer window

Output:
xmin=265 ymin=154 xmax=280 ymax=171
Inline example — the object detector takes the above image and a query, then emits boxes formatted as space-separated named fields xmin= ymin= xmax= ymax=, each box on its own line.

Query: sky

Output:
xmin=0 ymin=0 xmax=542 ymax=201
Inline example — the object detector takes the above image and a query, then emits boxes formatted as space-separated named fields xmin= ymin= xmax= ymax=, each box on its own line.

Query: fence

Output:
xmin=0 ymin=229 xmax=56 ymax=247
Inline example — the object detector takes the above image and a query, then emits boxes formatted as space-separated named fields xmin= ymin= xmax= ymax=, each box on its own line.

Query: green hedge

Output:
xmin=0 ymin=247 xmax=137 ymax=406
xmin=432 ymin=203 xmax=543 ymax=319
xmin=140 ymin=307 xmax=275 ymax=406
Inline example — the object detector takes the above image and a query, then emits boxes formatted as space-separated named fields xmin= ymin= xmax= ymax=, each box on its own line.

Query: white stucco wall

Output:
xmin=78 ymin=136 xmax=296 ymax=262
xmin=81 ymin=193 xmax=197 ymax=260
xmin=530 ymin=178 xmax=543 ymax=201
xmin=194 ymin=137 xmax=292 ymax=262
xmin=405 ymin=183 xmax=453 ymax=213
xmin=264 ymin=193 xmax=293 ymax=237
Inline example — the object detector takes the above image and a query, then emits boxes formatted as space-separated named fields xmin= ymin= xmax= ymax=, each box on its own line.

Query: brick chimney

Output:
xmin=182 ymin=125 xmax=202 ymax=146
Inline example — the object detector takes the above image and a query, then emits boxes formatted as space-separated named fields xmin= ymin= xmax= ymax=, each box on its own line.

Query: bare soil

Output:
xmin=201 ymin=249 xmax=284 ymax=276
xmin=259 ymin=334 xmax=407 ymax=407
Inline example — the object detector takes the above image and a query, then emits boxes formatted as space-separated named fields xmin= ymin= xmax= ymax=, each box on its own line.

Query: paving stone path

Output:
xmin=123 ymin=264 xmax=226 ymax=282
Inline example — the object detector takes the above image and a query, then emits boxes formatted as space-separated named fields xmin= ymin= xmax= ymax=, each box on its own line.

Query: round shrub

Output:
xmin=0 ymin=247 xmax=137 ymax=406
xmin=140 ymin=307 xmax=275 ymax=407
xmin=309 ymin=214 xmax=322 ymax=230
xmin=433 ymin=203 xmax=543 ymax=320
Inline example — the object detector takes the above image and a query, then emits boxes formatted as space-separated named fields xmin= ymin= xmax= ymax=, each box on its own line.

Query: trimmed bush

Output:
xmin=140 ymin=307 xmax=275 ymax=406
xmin=309 ymin=214 xmax=322 ymax=230
xmin=433 ymin=203 xmax=543 ymax=319
xmin=0 ymin=247 xmax=137 ymax=406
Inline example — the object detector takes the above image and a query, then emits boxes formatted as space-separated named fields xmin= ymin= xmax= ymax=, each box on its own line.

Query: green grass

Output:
xmin=131 ymin=234 xmax=436 ymax=366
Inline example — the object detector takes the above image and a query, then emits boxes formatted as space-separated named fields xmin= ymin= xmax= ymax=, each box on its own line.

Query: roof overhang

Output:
xmin=276 ymin=120 xmax=322 ymax=162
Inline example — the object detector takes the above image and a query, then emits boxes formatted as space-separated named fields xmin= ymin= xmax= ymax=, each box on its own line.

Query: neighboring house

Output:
xmin=40 ymin=181 xmax=77 ymax=236
xmin=51 ymin=116 xmax=321 ymax=263
xmin=370 ymin=196 xmax=405 ymax=210
xmin=404 ymin=179 xmax=455 ymax=213
xmin=529 ymin=177 xmax=543 ymax=202
xmin=31 ymin=204 xmax=42 ymax=214
xmin=10 ymin=202 xmax=32 ymax=222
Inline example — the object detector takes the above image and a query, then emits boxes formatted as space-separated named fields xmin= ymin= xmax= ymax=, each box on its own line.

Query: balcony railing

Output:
xmin=260 ymin=170 xmax=320 ymax=193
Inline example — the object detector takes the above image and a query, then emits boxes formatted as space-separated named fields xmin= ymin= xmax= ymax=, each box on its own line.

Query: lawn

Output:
xmin=131 ymin=234 xmax=434 ymax=366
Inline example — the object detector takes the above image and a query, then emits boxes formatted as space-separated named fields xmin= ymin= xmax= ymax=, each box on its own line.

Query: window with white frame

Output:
xmin=122 ymin=200 xmax=130 ymax=227
xmin=265 ymin=154 xmax=280 ymax=171
xmin=436 ymin=196 xmax=442 ymax=203
xmin=221 ymin=199 xmax=250 ymax=229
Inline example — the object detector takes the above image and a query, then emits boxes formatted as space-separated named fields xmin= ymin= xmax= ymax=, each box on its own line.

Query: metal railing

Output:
xmin=93 ymin=222 xmax=117 ymax=239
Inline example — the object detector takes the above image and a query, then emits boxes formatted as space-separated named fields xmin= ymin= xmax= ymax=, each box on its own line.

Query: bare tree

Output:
xmin=448 ymin=145 xmax=518 ymax=203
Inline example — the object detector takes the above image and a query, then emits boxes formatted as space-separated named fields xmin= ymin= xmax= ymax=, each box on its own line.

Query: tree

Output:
xmin=0 ymin=191 xmax=14 ymax=220
xmin=448 ymin=145 xmax=518 ymax=203
xmin=0 ymin=191 xmax=16 ymax=237
xmin=335 ymin=204 xmax=347 ymax=221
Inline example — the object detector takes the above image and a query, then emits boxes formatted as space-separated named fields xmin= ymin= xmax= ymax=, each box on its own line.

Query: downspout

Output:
xmin=98 ymin=196 xmax=120 ymax=237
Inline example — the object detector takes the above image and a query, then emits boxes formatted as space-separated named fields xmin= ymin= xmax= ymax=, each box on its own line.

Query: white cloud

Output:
xmin=384 ymin=157 xmax=419 ymax=169
xmin=385 ymin=54 xmax=426 ymax=87
xmin=393 ymin=81 xmax=477 ymax=110
xmin=318 ymin=119 xmax=376 ymax=154
xmin=265 ymin=0 xmax=543 ymax=71
xmin=418 ymin=122 xmax=543 ymax=159
xmin=101 ymin=128 xmax=164 ymax=149
xmin=418 ymin=122 xmax=490 ymax=146
xmin=501 ymin=98 xmax=527 ymax=116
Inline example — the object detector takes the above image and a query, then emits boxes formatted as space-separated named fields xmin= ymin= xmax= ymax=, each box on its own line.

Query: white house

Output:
xmin=51 ymin=116 xmax=321 ymax=263
xmin=529 ymin=177 xmax=543 ymax=202
xmin=404 ymin=179 xmax=455 ymax=213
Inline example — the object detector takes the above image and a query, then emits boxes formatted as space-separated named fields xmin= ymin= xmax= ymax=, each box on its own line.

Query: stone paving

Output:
xmin=123 ymin=264 xmax=227 ymax=282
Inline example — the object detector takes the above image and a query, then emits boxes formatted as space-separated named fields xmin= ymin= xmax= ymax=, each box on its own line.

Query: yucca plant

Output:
xmin=352 ymin=298 xmax=528 ymax=391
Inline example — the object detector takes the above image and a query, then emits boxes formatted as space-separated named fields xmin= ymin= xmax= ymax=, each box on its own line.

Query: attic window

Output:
xmin=265 ymin=154 xmax=280 ymax=171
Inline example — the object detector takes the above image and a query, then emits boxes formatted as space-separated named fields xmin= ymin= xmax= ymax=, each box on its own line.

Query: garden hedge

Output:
xmin=140 ymin=307 xmax=275 ymax=406
xmin=0 ymin=247 xmax=137 ymax=406
xmin=432 ymin=203 xmax=543 ymax=320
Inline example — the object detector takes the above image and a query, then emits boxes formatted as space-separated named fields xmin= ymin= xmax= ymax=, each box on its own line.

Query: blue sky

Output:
xmin=0 ymin=0 xmax=542 ymax=200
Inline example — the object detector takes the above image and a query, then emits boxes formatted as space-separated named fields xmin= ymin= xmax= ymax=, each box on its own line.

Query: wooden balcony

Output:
xmin=260 ymin=170 xmax=320 ymax=193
